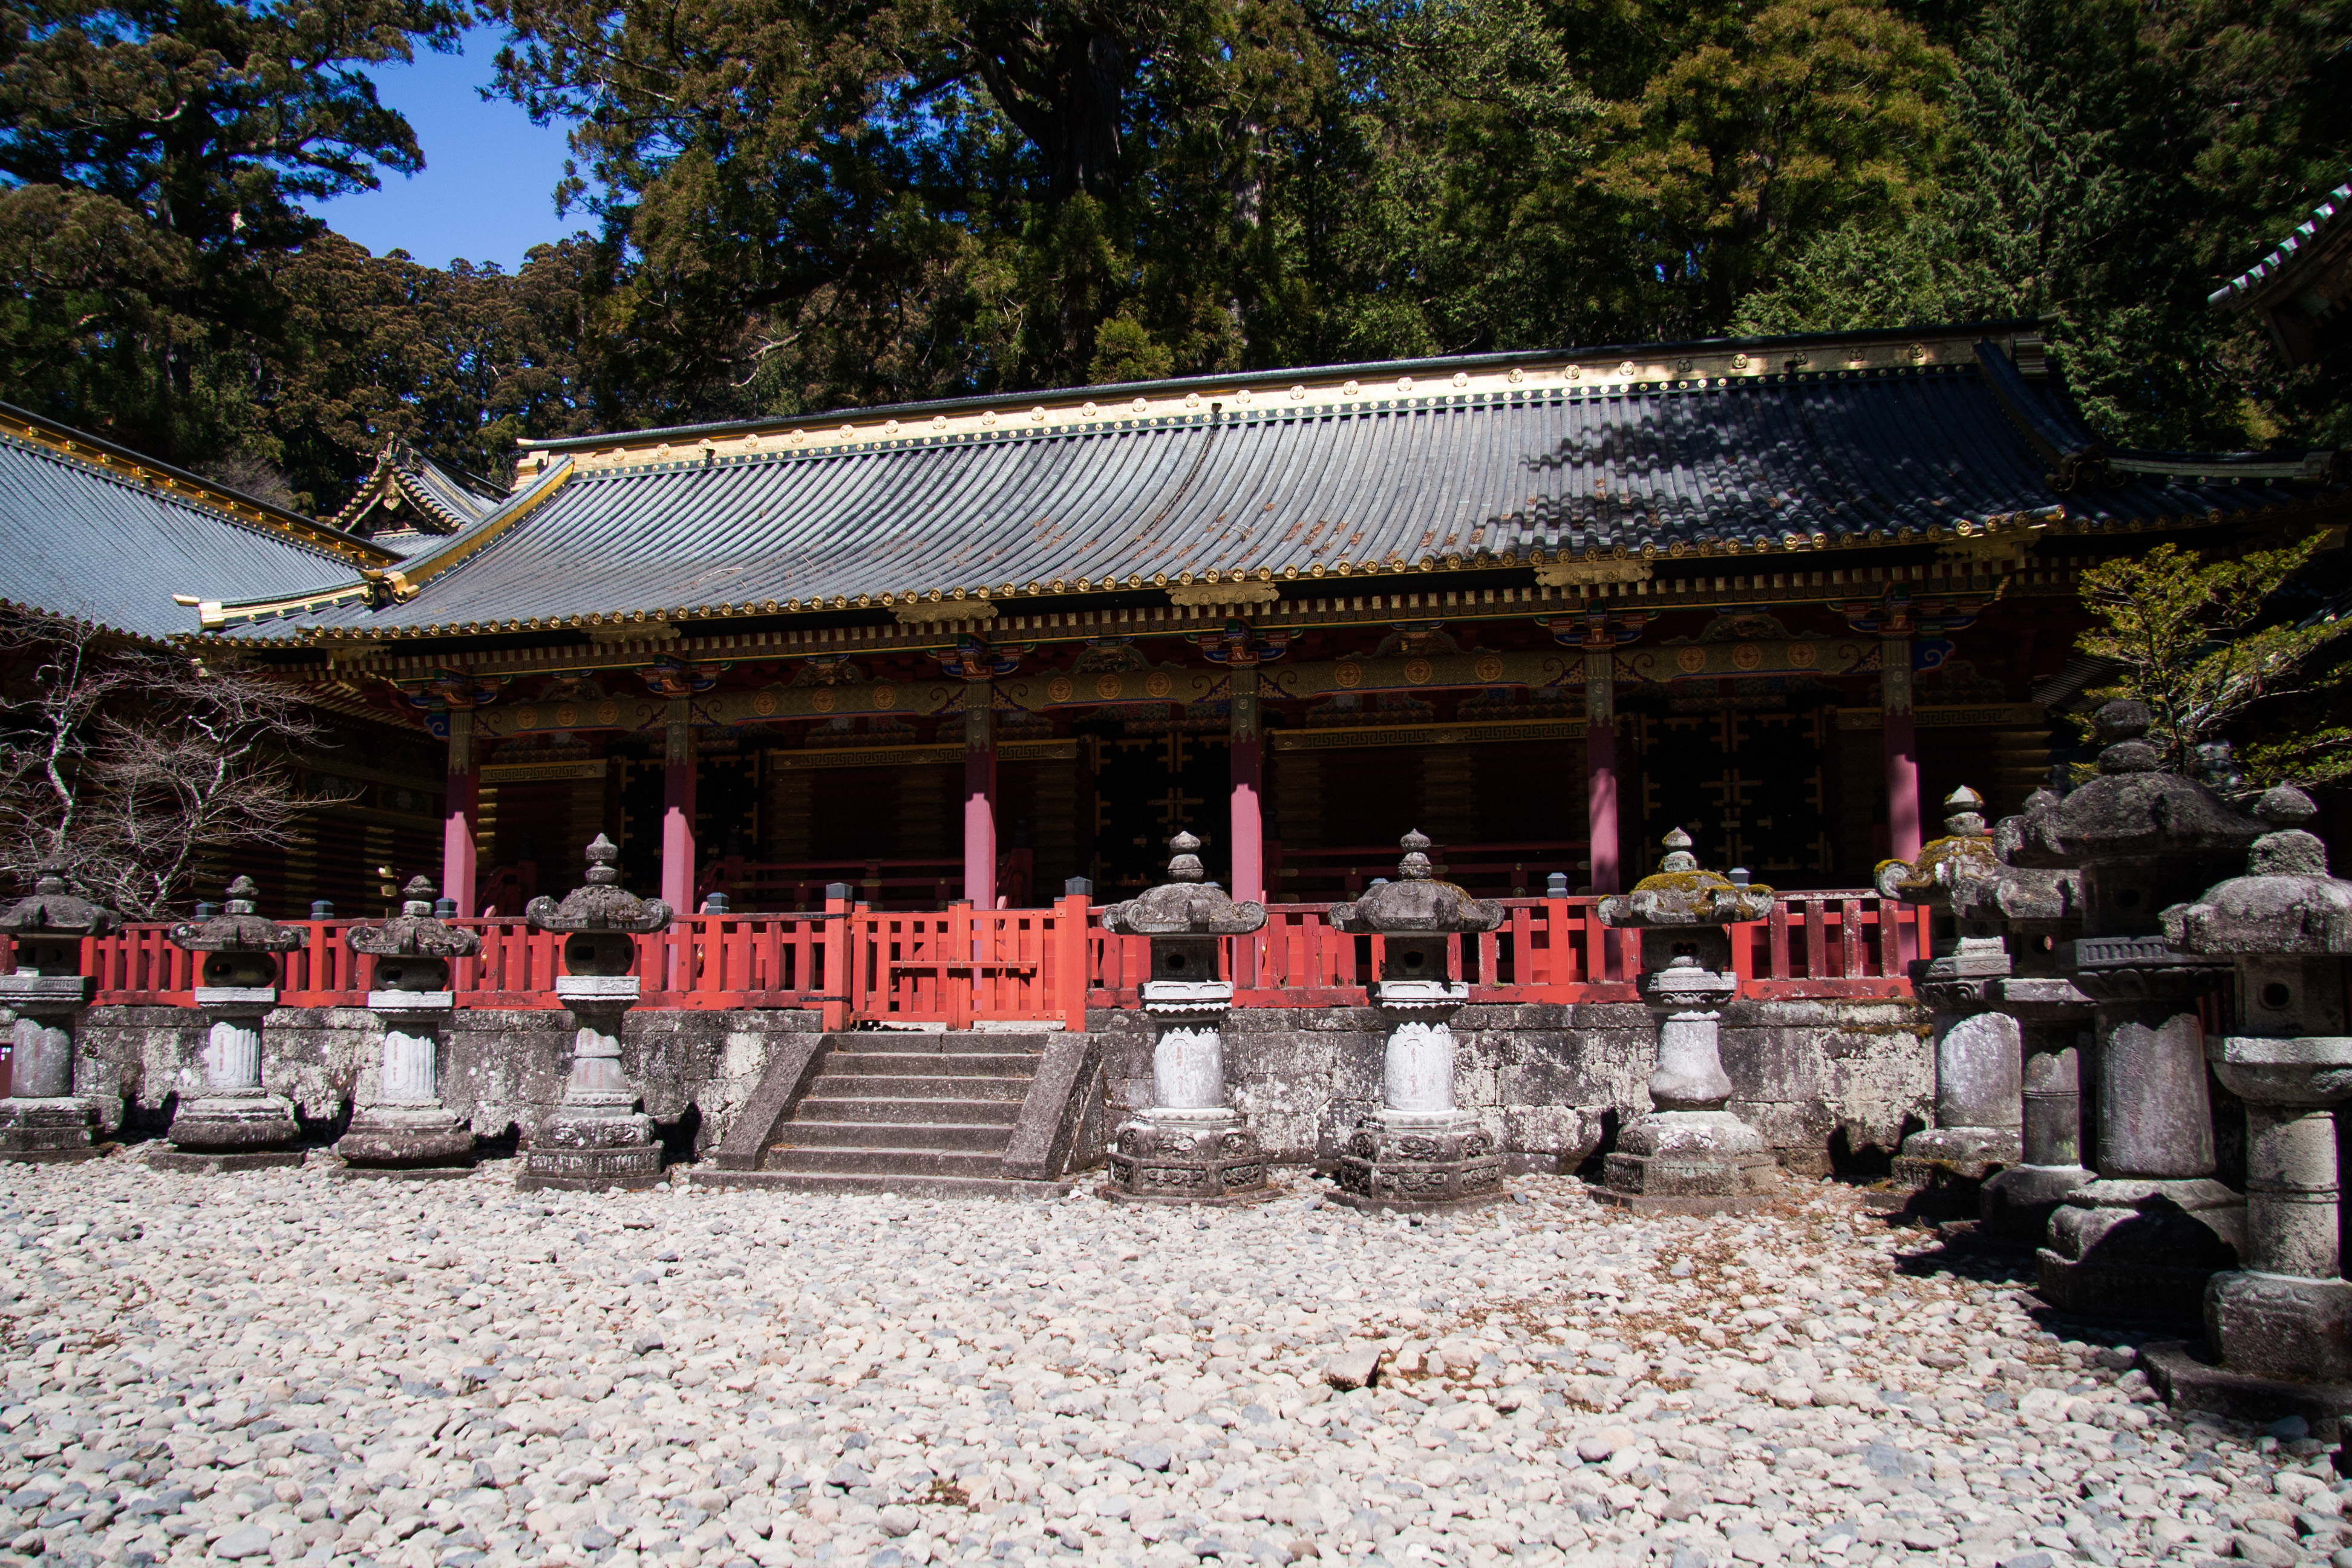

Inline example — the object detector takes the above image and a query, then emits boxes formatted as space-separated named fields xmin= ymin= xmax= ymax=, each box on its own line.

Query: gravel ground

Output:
xmin=0 ymin=1158 xmax=2343 ymax=1568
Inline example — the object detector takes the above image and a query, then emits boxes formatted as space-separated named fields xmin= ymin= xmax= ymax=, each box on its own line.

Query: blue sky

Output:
xmin=307 ymin=26 xmax=586 ymax=271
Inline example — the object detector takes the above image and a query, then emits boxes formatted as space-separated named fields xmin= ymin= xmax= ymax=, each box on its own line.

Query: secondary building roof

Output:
xmin=2210 ymin=169 xmax=2352 ymax=367
xmin=181 ymin=324 xmax=2346 ymax=644
xmin=0 ymin=405 xmax=397 ymax=642
xmin=329 ymin=440 xmax=508 ymax=557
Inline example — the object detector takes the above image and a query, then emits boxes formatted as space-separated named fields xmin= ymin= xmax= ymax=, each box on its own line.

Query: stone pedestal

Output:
xmin=1602 ymin=958 xmax=1777 ymax=1215
xmin=0 ymin=973 xmax=99 ymax=1162
xmin=1333 ymin=979 xmax=1504 ymax=1212
xmin=1106 ymin=978 xmax=1270 ymax=1203
xmin=518 ymin=975 xmax=662 ymax=1192
xmin=1979 ymin=976 xmax=2096 ymax=1239
xmin=1889 ymin=946 xmax=2022 ymax=1212
xmin=2036 ymin=944 xmax=2244 ymax=1321
xmin=152 ymin=987 xmax=304 ymax=1172
xmin=335 ymin=991 xmax=473 ymax=1179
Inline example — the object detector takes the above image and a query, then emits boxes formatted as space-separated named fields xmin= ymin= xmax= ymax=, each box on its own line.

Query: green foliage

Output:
xmin=2074 ymin=539 xmax=2352 ymax=790
xmin=8 ymin=0 xmax=2352 ymax=512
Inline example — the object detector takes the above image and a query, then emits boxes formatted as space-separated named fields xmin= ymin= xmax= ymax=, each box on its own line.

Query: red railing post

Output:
xmin=820 ymin=891 xmax=851 ymax=1030
xmin=1056 ymin=893 xmax=1090 ymax=1032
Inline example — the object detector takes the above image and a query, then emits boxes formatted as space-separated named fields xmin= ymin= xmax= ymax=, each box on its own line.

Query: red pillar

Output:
xmin=442 ymin=710 xmax=478 ymax=916
xmin=964 ymin=682 xmax=997 ymax=908
xmin=1584 ymin=650 xmax=1620 ymax=893
xmin=661 ymin=697 xmax=696 ymax=913
xmin=1230 ymin=668 xmax=1265 ymax=904
xmin=1883 ymin=635 xmax=1921 ymax=864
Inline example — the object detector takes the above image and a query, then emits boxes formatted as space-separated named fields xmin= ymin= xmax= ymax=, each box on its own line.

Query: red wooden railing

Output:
xmin=57 ymin=892 xmax=1926 ymax=1022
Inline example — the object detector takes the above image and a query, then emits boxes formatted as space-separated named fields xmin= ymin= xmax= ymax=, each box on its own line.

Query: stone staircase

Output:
xmin=689 ymin=1031 xmax=1096 ymax=1198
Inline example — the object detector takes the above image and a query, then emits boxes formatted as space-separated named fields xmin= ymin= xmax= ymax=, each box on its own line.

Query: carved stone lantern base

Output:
xmin=333 ymin=1105 xmax=476 ymax=1180
xmin=517 ymin=1112 xmax=664 ymax=1192
xmin=2140 ymin=1339 xmax=2352 ymax=1442
xmin=1103 ymin=1109 xmax=1272 ymax=1204
xmin=1981 ymin=1161 xmax=2097 ymax=1240
xmin=1600 ymin=1109 xmax=1779 ymax=1216
xmin=1331 ymin=1109 xmax=1504 ymax=1214
xmin=156 ymin=1086 xmax=302 ymax=1174
xmin=2036 ymin=1178 xmax=2247 ymax=1324
xmin=0 ymin=1099 xmax=100 ymax=1163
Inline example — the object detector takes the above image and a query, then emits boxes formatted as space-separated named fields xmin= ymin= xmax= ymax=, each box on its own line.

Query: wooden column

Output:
xmin=1883 ymin=635 xmax=1921 ymax=864
xmin=442 ymin=710 xmax=478 ymax=917
xmin=963 ymin=681 xmax=997 ymax=909
xmin=1230 ymin=668 xmax=1264 ymax=904
xmin=661 ymin=697 xmax=696 ymax=914
xmin=1585 ymin=648 xmax=1620 ymax=893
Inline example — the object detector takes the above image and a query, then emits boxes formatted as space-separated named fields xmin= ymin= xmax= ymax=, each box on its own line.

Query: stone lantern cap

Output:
xmin=1329 ymin=831 xmax=1503 ymax=935
xmin=2163 ymin=786 xmax=2352 ymax=956
xmin=1875 ymin=787 xmax=1999 ymax=907
xmin=2011 ymin=700 xmax=2261 ymax=870
xmin=0 ymin=863 xmax=120 ymax=940
xmin=1599 ymin=829 xmax=1774 ymax=929
xmin=168 ymin=877 xmax=302 ymax=953
xmin=526 ymin=835 xmax=673 ymax=934
xmin=348 ymin=876 xmax=483 ymax=959
xmin=1100 ymin=833 xmax=1267 ymax=936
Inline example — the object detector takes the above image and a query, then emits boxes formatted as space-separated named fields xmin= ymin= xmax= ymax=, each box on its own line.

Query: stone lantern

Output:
xmin=1099 ymin=831 xmax=1271 ymax=1203
xmin=518 ymin=835 xmax=672 ymax=1192
xmin=2145 ymin=785 xmax=2352 ymax=1415
xmin=157 ymin=876 xmax=307 ymax=1171
xmin=0 ymin=864 xmax=120 ymax=1161
xmin=2013 ymin=699 xmax=2261 ymax=1322
xmin=1597 ymin=828 xmax=1779 ymax=1214
xmin=1873 ymin=787 xmax=2025 ymax=1214
xmin=1328 ymin=829 xmax=1507 ymax=1212
xmin=1977 ymin=790 xmax=2094 ymax=1241
xmin=338 ymin=875 xmax=482 ymax=1178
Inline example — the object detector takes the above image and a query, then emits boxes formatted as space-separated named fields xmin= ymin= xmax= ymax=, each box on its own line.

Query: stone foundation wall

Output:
xmin=62 ymin=994 xmax=1932 ymax=1172
xmin=1093 ymin=997 xmax=1933 ymax=1175
xmin=72 ymin=1005 xmax=822 ymax=1158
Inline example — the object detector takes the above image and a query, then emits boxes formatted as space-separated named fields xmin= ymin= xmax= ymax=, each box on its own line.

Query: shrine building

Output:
xmin=13 ymin=322 xmax=2345 ymax=920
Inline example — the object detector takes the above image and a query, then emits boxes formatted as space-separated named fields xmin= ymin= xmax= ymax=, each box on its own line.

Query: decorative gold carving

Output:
xmin=773 ymin=740 xmax=1077 ymax=771
xmin=890 ymin=599 xmax=997 ymax=624
xmin=1272 ymin=719 xmax=1587 ymax=752
xmin=1618 ymin=638 xmax=1872 ymax=684
xmin=589 ymin=621 xmax=676 ymax=644
xmin=1167 ymin=581 xmax=1279 ymax=606
xmin=480 ymin=759 xmax=609 ymax=784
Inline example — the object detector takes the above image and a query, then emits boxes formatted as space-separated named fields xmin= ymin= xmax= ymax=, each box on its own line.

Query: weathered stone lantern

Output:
xmin=2143 ymin=785 xmax=2352 ymax=1418
xmin=338 ymin=875 xmax=482 ymax=1178
xmin=1329 ymin=829 xmax=1507 ymax=1212
xmin=157 ymin=876 xmax=306 ymax=1171
xmin=0 ymin=864 xmax=120 ymax=1161
xmin=518 ymin=835 xmax=671 ymax=1192
xmin=1874 ymin=787 xmax=2025 ymax=1214
xmin=1977 ymin=789 xmax=2095 ymax=1241
xmin=1597 ymin=828 xmax=1779 ymax=1214
xmin=1099 ymin=831 xmax=1271 ymax=1203
xmin=2013 ymin=699 xmax=2261 ymax=1322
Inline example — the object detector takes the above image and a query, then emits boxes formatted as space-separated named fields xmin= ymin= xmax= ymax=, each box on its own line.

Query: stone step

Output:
xmin=835 ymin=1031 xmax=1054 ymax=1055
xmin=805 ymin=1073 xmax=1030 ymax=1102
xmin=771 ymin=1120 xmax=1013 ymax=1152
xmin=758 ymin=1145 xmax=1011 ymax=1178
xmin=793 ymin=1096 xmax=1023 ymax=1126
xmin=825 ymin=1052 xmax=1042 ymax=1079
xmin=679 ymin=1168 xmax=1070 ymax=1201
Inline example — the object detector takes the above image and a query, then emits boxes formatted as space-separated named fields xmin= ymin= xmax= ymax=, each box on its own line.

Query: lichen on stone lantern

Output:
xmin=518 ymin=835 xmax=673 ymax=1192
xmin=2153 ymin=785 xmax=2352 ymax=1407
xmin=339 ymin=876 xmax=481 ymax=1177
xmin=1872 ymin=787 xmax=2027 ymax=1215
xmin=157 ymin=876 xmax=305 ymax=1170
xmin=0 ymin=864 xmax=120 ymax=1162
xmin=1596 ymin=828 xmax=1777 ymax=1214
xmin=1100 ymin=832 xmax=1272 ymax=1203
xmin=1327 ymin=830 xmax=1506 ymax=1212
xmin=2010 ymin=698 xmax=2261 ymax=1324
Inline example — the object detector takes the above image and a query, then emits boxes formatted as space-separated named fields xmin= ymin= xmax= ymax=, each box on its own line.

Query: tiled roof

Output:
xmin=200 ymin=326 xmax=2342 ymax=642
xmin=0 ymin=405 xmax=396 ymax=642
xmin=2211 ymin=174 xmax=2352 ymax=309
xmin=328 ymin=442 xmax=507 ymax=557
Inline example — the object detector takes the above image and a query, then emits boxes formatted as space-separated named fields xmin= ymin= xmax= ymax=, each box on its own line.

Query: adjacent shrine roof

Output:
xmin=328 ymin=440 xmax=508 ymax=557
xmin=131 ymin=324 xmax=2352 ymax=644
xmin=0 ymin=404 xmax=397 ymax=642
